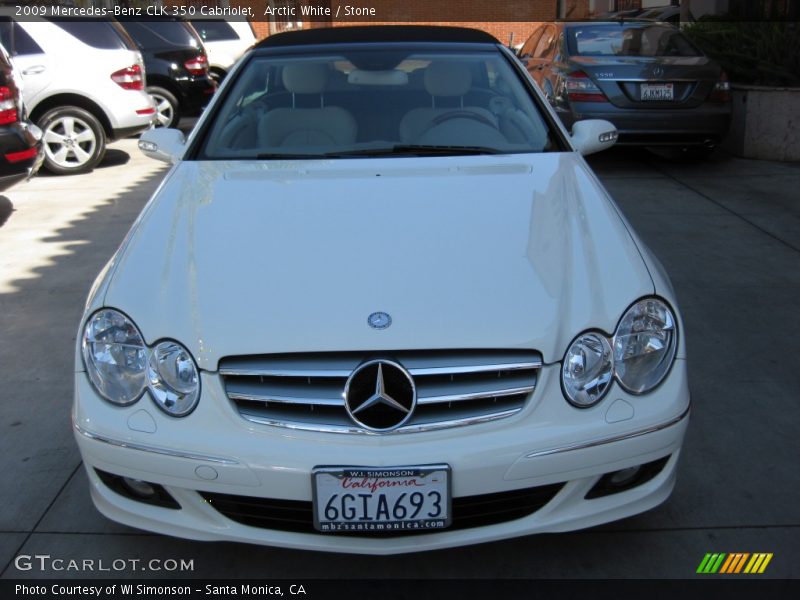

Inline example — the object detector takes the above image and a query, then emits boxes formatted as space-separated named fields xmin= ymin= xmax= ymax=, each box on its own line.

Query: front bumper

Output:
xmin=73 ymin=361 xmax=690 ymax=554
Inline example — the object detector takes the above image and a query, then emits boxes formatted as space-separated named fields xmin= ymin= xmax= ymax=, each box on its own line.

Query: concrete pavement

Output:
xmin=0 ymin=142 xmax=797 ymax=578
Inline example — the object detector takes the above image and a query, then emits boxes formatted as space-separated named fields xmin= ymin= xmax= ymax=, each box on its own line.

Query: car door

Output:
xmin=0 ymin=20 xmax=52 ymax=109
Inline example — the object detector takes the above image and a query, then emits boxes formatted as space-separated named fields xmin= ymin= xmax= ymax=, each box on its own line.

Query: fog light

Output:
xmin=95 ymin=469 xmax=180 ymax=509
xmin=585 ymin=456 xmax=671 ymax=499
xmin=607 ymin=466 xmax=641 ymax=487
xmin=122 ymin=477 xmax=156 ymax=498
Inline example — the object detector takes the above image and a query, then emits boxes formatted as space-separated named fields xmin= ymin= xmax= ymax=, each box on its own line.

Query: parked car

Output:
xmin=74 ymin=26 xmax=689 ymax=554
xmin=0 ymin=42 xmax=42 ymax=191
xmin=519 ymin=20 xmax=730 ymax=153
xmin=0 ymin=17 xmax=155 ymax=174
xmin=188 ymin=17 xmax=256 ymax=83
xmin=117 ymin=19 xmax=217 ymax=128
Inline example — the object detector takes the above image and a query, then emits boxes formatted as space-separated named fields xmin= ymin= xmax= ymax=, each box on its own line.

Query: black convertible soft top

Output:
xmin=255 ymin=25 xmax=499 ymax=48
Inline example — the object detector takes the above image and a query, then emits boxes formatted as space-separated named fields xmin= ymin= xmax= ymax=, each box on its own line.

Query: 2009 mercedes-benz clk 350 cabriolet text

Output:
xmin=74 ymin=26 xmax=690 ymax=554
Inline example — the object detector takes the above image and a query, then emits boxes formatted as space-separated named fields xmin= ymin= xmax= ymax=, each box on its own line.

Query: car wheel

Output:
xmin=39 ymin=106 xmax=106 ymax=175
xmin=148 ymin=87 xmax=180 ymax=128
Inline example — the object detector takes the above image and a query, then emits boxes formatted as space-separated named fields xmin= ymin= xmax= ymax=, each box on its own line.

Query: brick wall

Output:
xmin=186 ymin=0 xmax=592 ymax=45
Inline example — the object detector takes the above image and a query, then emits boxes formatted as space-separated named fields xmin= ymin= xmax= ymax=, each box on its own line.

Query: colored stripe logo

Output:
xmin=697 ymin=553 xmax=773 ymax=574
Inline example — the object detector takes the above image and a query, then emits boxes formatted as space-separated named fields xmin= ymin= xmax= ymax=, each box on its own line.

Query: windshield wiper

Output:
xmin=255 ymin=152 xmax=326 ymax=159
xmin=256 ymin=145 xmax=507 ymax=160
xmin=325 ymin=145 xmax=508 ymax=157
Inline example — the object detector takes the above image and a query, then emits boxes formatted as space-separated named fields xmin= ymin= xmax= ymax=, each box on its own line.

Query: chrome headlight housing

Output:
xmin=562 ymin=332 xmax=614 ymax=407
xmin=147 ymin=340 xmax=200 ymax=417
xmin=613 ymin=298 xmax=677 ymax=394
xmin=561 ymin=297 xmax=678 ymax=407
xmin=81 ymin=310 xmax=200 ymax=417
xmin=82 ymin=309 xmax=148 ymax=405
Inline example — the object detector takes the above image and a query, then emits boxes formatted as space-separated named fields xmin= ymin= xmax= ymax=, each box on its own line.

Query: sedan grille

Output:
xmin=219 ymin=350 xmax=542 ymax=434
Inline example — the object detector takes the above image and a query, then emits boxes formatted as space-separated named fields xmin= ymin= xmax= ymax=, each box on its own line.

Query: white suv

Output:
xmin=188 ymin=18 xmax=255 ymax=83
xmin=0 ymin=18 xmax=155 ymax=174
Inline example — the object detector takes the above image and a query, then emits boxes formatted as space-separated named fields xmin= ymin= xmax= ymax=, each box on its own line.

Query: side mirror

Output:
xmin=138 ymin=128 xmax=185 ymax=164
xmin=570 ymin=120 xmax=618 ymax=156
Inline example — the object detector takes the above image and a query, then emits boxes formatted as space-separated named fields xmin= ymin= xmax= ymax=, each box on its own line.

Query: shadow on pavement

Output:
xmin=0 ymin=196 xmax=11 ymax=227
xmin=97 ymin=149 xmax=131 ymax=169
xmin=0 ymin=156 xmax=168 ymax=573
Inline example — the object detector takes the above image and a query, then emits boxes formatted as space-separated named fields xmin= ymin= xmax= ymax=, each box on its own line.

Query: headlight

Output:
xmin=146 ymin=340 xmax=200 ymax=417
xmin=81 ymin=310 xmax=200 ymax=416
xmin=81 ymin=309 xmax=147 ymax=405
xmin=613 ymin=298 xmax=677 ymax=394
xmin=562 ymin=332 xmax=614 ymax=407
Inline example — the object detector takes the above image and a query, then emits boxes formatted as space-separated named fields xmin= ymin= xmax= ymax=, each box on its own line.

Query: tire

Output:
xmin=39 ymin=106 xmax=106 ymax=175
xmin=148 ymin=86 xmax=180 ymax=129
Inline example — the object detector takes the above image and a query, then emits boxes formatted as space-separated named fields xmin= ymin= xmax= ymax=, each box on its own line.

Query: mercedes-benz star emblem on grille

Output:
xmin=652 ymin=65 xmax=665 ymax=78
xmin=344 ymin=360 xmax=416 ymax=431
xmin=367 ymin=311 xmax=392 ymax=329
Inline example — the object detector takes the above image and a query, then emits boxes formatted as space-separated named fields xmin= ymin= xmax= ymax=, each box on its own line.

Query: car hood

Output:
xmin=104 ymin=153 xmax=653 ymax=370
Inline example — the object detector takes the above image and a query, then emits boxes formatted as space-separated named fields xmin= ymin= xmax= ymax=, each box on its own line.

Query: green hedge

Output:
xmin=683 ymin=20 xmax=800 ymax=87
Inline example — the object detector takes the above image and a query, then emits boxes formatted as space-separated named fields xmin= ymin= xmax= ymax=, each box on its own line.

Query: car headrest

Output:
xmin=424 ymin=62 xmax=472 ymax=97
xmin=282 ymin=63 xmax=329 ymax=94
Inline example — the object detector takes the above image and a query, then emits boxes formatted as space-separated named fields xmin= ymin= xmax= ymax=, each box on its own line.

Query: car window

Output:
xmin=0 ymin=20 xmax=44 ymax=56
xmin=533 ymin=25 xmax=557 ymax=58
xmin=48 ymin=19 xmax=136 ymax=50
xmin=567 ymin=24 xmax=701 ymax=57
xmin=190 ymin=20 xmax=238 ymax=42
xmin=121 ymin=20 xmax=200 ymax=49
xmin=196 ymin=48 xmax=558 ymax=160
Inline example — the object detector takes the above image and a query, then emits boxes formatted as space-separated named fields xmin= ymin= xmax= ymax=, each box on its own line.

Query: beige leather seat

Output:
xmin=258 ymin=63 xmax=357 ymax=148
xmin=399 ymin=62 xmax=498 ymax=143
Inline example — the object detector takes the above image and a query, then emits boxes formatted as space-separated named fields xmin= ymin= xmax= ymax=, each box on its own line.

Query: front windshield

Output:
xmin=197 ymin=47 xmax=557 ymax=159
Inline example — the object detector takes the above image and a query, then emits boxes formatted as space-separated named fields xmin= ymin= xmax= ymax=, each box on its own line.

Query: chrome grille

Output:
xmin=219 ymin=350 xmax=541 ymax=434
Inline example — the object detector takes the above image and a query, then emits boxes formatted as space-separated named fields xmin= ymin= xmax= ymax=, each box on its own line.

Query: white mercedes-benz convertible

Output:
xmin=73 ymin=26 xmax=689 ymax=554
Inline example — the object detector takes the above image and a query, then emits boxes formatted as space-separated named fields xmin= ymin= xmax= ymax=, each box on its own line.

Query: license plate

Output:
xmin=312 ymin=465 xmax=451 ymax=533
xmin=641 ymin=83 xmax=674 ymax=101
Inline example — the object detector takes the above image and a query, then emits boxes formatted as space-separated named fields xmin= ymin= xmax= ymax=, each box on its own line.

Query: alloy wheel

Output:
xmin=43 ymin=115 xmax=98 ymax=169
xmin=151 ymin=92 xmax=176 ymax=128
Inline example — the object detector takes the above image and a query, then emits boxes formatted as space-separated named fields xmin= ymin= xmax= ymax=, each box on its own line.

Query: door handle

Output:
xmin=22 ymin=65 xmax=46 ymax=75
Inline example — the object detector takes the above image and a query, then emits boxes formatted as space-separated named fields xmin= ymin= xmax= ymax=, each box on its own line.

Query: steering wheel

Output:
xmin=430 ymin=110 xmax=498 ymax=129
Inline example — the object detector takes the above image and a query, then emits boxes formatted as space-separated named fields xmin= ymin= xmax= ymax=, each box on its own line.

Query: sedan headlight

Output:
xmin=561 ymin=297 xmax=678 ymax=407
xmin=81 ymin=309 xmax=147 ymax=405
xmin=81 ymin=310 xmax=200 ymax=416
xmin=613 ymin=298 xmax=677 ymax=394
xmin=147 ymin=340 xmax=200 ymax=417
xmin=562 ymin=332 xmax=614 ymax=407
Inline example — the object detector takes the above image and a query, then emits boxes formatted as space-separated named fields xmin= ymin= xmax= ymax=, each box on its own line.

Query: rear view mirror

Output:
xmin=138 ymin=128 xmax=185 ymax=164
xmin=570 ymin=120 xmax=618 ymax=156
